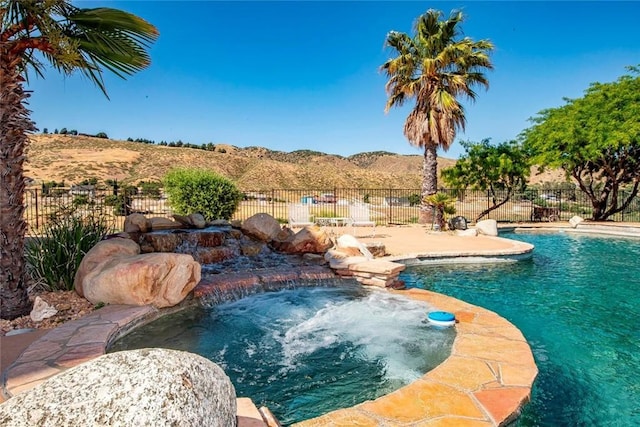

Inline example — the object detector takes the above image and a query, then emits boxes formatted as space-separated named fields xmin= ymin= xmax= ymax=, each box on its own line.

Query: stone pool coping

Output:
xmin=1 ymin=262 xmax=537 ymax=427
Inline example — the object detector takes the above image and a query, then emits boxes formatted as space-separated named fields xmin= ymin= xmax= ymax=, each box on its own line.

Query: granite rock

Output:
xmin=0 ymin=348 xmax=236 ymax=427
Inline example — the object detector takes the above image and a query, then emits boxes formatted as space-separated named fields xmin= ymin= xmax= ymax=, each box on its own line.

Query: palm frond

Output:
xmin=382 ymin=8 xmax=493 ymax=149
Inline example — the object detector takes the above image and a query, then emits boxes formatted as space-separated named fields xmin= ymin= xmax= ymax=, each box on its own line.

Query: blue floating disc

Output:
xmin=428 ymin=311 xmax=455 ymax=322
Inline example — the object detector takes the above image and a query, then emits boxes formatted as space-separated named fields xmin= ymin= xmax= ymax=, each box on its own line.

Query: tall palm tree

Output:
xmin=381 ymin=9 xmax=493 ymax=223
xmin=1 ymin=1 xmax=158 ymax=319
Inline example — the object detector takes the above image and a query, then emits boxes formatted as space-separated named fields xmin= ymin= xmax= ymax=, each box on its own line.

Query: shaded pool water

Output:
xmin=110 ymin=283 xmax=455 ymax=425
xmin=402 ymin=232 xmax=640 ymax=426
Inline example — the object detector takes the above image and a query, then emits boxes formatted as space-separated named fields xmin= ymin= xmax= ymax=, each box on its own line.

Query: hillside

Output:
xmin=24 ymin=134 xmax=562 ymax=190
xmin=24 ymin=135 xmax=438 ymax=190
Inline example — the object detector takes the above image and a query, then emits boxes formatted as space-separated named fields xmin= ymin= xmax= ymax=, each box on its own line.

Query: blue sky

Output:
xmin=27 ymin=1 xmax=640 ymax=158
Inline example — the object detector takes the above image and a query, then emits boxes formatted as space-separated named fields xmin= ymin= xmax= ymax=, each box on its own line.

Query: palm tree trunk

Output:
xmin=419 ymin=144 xmax=438 ymax=224
xmin=1 ymin=55 xmax=35 ymax=319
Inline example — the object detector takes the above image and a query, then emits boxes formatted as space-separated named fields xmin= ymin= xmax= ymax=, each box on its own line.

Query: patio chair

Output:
xmin=348 ymin=203 xmax=376 ymax=237
xmin=288 ymin=203 xmax=314 ymax=228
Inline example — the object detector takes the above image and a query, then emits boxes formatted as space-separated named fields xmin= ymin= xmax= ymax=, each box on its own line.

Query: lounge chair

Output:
xmin=348 ymin=203 xmax=376 ymax=237
xmin=288 ymin=203 xmax=314 ymax=228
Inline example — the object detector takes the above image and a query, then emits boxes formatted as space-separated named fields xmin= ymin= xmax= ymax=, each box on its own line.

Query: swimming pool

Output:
xmin=402 ymin=232 xmax=640 ymax=426
xmin=110 ymin=283 xmax=455 ymax=425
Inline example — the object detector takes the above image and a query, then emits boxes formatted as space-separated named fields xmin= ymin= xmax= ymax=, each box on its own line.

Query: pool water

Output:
xmin=110 ymin=284 xmax=455 ymax=425
xmin=402 ymin=232 xmax=640 ymax=426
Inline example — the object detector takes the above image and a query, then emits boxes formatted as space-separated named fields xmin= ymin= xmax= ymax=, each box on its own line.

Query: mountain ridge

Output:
xmin=25 ymin=134 xmax=454 ymax=190
xmin=25 ymin=134 xmax=563 ymax=190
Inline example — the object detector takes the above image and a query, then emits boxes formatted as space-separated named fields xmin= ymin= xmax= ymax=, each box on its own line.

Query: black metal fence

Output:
xmin=23 ymin=186 xmax=640 ymax=235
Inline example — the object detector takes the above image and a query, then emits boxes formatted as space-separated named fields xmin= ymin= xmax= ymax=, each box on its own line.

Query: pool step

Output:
xmin=237 ymin=397 xmax=282 ymax=427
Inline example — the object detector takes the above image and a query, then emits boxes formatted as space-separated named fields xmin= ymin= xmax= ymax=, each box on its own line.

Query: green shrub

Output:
xmin=73 ymin=195 xmax=90 ymax=206
xmin=25 ymin=207 xmax=114 ymax=291
xmin=139 ymin=180 xmax=163 ymax=198
xmin=163 ymin=168 xmax=243 ymax=221
xmin=408 ymin=193 xmax=421 ymax=207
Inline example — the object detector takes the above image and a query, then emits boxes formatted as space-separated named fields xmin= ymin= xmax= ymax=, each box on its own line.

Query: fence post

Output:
xmin=487 ymin=190 xmax=491 ymax=219
xmin=388 ymin=188 xmax=393 ymax=224
xmin=559 ymin=189 xmax=562 ymax=220
xmin=34 ymin=189 xmax=39 ymax=230
xmin=271 ymin=189 xmax=275 ymax=218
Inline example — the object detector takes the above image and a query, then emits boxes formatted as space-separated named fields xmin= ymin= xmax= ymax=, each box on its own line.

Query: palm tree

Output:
xmin=381 ymin=9 xmax=493 ymax=224
xmin=1 ymin=1 xmax=158 ymax=319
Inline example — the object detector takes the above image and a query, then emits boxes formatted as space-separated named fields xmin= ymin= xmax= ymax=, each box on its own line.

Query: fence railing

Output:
xmin=23 ymin=187 xmax=640 ymax=235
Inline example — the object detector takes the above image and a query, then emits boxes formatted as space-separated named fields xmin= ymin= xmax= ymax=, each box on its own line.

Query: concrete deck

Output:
xmin=1 ymin=225 xmax=543 ymax=426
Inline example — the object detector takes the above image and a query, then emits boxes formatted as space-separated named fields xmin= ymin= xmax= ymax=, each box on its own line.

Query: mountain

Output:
xmin=25 ymin=134 xmax=563 ymax=190
xmin=24 ymin=134 xmax=456 ymax=190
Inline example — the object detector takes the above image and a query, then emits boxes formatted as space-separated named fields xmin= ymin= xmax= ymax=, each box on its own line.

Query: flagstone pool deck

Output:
xmin=2 ymin=224 xmax=594 ymax=426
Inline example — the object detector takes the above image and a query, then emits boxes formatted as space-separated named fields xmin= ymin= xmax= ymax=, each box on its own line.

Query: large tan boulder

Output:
xmin=475 ymin=219 xmax=499 ymax=236
xmin=74 ymin=238 xmax=141 ymax=297
xmin=569 ymin=215 xmax=584 ymax=228
xmin=124 ymin=213 xmax=151 ymax=233
xmin=241 ymin=213 xmax=282 ymax=242
xmin=148 ymin=217 xmax=183 ymax=230
xmin=336 ymin=234 xmax=374 ymax=259
xmin=82 ymin=253 xmax=201 ymax=308
xmin=0 ymin=348 xmax=236 ymax=427
xmin=173 ymin=213 xmax=207 ymax=229
xmin=273 ymin=226 xmax=333 ymax=254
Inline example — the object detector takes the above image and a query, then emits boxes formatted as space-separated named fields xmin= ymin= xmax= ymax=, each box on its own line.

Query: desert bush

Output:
xmin=139 ymin=180 xmax=163 ymax=198
xmin=408 ymin=193 xmax=421 ymax=207
xmin=72 ymin=195 xmax=90 ymax=206
xmin=163 ymin=168 xmax=243 ymax=220
xmin=25 ymin=206 xmax=114 ymax=291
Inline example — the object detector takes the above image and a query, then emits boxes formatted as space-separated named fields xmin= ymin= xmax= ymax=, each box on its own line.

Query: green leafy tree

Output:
xmin=1 ymin=1 xmax=158 ymax=319
xmin=381 ymin=9 xmax=493 ymax=224
xmin=442 ymin=139 xmax=530 ymax=222
xmin=163 ymin=169 xmax=243 ymax=221
xmin=522 ymin=67 xmax=640 ymax=220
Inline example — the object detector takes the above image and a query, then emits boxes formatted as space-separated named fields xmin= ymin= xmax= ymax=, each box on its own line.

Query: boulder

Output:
xmin=240 ymin=242 xmax=266 ymax=256
xmin=173 ymin=213 xmax=207 ymax=229
xmin=241 ymin=213 xmax=282 ymax=242
xmin=124 ymin=213 xmax=151 ymax=233
xmin=188 ymin=213 xmax=207 ymax=229
xmin=141 ymin=232 xmax=184 ymax=253
xmin=149 ymin=217 xmax=183 ymax=230
xmin=74 ymin=238 xmax=141 ymax=297
xmin=29 ymin=296 xmax=58 ymax=322
xmin=192 ymin=247 xmax=236 ymax=264
xmin=0 ymin=348 xmax=236 ymax=427
xmin=448 ymin=216 xmax=468 ymax=231
xmin=365 ymin=242 xmax=386 ymax=258
xmin=183 ymin=230 xmax=225 ymax=248
xmin=569 ymin=215 xmax=584 ymax=228
xmin=272 ymin=226 xmax=333 ymax=254
xmin=336 ymin=234 xmax=374 ymax=260
xmin=475 ymin=219 xmax=498 ymax=236
xmin=82 ymin=253 xmax=201 ymax=308
xmin=456 ymin=228 xmax=478 ymax=237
